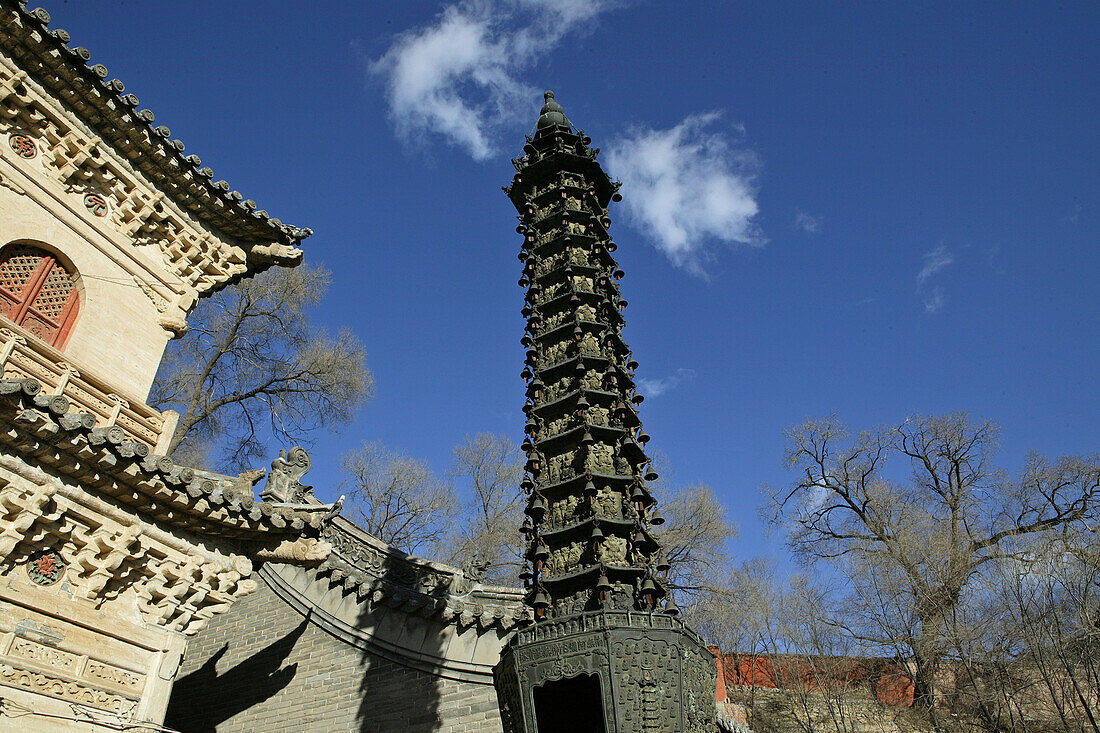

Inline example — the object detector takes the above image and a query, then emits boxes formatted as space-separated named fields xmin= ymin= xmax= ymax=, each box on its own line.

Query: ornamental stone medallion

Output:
xmin=25 ymin=549 xmax=65 ymax=585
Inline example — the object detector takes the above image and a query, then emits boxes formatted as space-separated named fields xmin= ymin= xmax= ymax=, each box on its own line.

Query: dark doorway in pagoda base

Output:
xmin=533 ymin=673 xmax=607 ymax=733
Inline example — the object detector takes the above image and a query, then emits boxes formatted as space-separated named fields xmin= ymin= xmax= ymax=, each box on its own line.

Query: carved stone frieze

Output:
xmin=0 ymin=662 xmax=138 ymax=715
xmin=495 ymin=611 xmax=717 ymax=733
xmin=0 ymin=473 xmax=258 ymax=635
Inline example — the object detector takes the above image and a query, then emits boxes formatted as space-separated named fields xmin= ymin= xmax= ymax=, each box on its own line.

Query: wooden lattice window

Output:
xmin=0 ymin=244 xmax=80 ymax=348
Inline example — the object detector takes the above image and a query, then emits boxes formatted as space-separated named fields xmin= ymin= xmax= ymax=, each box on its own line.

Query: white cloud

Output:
xmin=371 ymin=1 xmax=616 ymax=160
xmin=923 ymin=286 xmax=945 ymax=314
xmin=794 ymin=209 xmax=822 ymax=234
xmin=917 ymin=244 xmax=954 ymax=286
xmin=636 ymin=368 xmax=696 ymax=398
xmin=916 ymin=244 xmax=955 ymax=314
xmin=605 ymin=114 xmax=762 ymax=273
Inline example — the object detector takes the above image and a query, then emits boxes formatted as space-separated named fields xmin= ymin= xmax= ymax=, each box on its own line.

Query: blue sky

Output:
xmin=50 ymin=1 xmax=1099 ymax=560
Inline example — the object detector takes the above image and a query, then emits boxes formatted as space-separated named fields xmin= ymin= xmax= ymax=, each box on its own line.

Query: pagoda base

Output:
xmin=494 ymin=610 xmax=717 ymax=732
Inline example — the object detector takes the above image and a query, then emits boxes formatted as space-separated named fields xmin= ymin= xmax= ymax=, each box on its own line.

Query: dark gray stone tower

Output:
xmin=493 ymin=91 xmax=717 ymax=733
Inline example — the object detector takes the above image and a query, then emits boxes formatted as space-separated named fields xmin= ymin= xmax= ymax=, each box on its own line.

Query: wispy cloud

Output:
xmin=605 ymin=114 xmax=762 ymax=273
xmin=923 ymin=287 xmax=946 ymax=314
xmin=917 ymin=244 xmax=954 ymax=286
xmin=636 ymin=368 xmax=696 ymax=398
xmin=794 ymin=209 xmax=822 ymax=234
xmin=371 ymin=1 xmax=616 ymax=160
xmin=916 ymin=244 xmax=954 ymax=314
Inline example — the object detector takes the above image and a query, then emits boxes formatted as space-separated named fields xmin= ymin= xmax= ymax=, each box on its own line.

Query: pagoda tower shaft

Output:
xmin=493 ymin=91 xmax=716 ymax=733
xmin=509 ymin=95 xmax=665 ymax=619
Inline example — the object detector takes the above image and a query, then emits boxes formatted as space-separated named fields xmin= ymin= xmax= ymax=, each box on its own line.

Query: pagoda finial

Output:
xmin=536 ymin=89 xmax=570 ymax=130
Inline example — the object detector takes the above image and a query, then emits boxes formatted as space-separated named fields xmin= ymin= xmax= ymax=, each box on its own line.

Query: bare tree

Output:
xmin=770 ymin=412 xmax=1100 ymax=711
xmin=658 ymin=483 xmax=738 ymax=627
xmin=151 ymin=263 xmax=372 ymax=470
xmin=973 ymin=525 xmax=1100 ymax=733
xmin=341 ymin=442 xmax=456 ymax=555
xmin=440 ymin=433 xmax=525 ymax=584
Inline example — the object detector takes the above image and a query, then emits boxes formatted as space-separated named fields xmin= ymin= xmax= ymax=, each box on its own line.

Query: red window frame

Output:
xmin=0 ymin=244 xmax=80 ymax=349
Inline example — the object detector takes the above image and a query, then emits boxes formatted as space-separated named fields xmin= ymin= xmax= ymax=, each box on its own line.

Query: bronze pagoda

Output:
xmin=494 ymin=91 xmax=717 ymax=733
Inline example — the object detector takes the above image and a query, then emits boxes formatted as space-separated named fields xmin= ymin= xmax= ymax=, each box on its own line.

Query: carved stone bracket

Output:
xmin=0 ymin=474 xmax=258 ymax=635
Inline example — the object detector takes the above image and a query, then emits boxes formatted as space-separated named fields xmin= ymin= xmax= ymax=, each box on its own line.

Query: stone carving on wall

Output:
xmin=496 ymin=611 xmax=717 ymax=733
xmin=0 ymin=474 xmax=258 ymax=635
xmin=0 ymin=662 xmax=138 ymax=716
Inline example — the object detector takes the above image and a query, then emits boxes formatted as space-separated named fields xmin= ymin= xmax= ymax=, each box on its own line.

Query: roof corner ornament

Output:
xmin=260 ymin=446 xmax=313 ymax=503
xmin=248 ymin=242 xmax=304 ymax=267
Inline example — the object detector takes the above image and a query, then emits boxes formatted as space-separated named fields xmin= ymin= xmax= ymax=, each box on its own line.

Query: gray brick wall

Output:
xmin=165 ymin=579 xmax=504 ymax=733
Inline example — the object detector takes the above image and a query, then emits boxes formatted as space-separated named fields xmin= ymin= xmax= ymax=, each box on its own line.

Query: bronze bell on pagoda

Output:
xmin=526 ymin=493 xmax=547 ymax=521
xmin=649 ymin=507 xmax=665 ymax=526
xmin=590 ymin=522 xmax=604 ymax=551
xmin=520 ymin=518 xmax=534 ymax=541
xmin=596 ymin=569 xmax=612 ymax=605
xmin=584 ymin=478 xmax=598 ymax=505
xmin=637 ymin=429 xmax=650 ymax=445
xmin=531 ymin=589 xmax=550 ymax=619
xmin=664 ymin=594 xmax=680 ymax=616
xmin=656 ymin=551 xmax=671 ymax=579
xmin=644 ymin=465 xmax=658 ymax=482
xmin=532 ymin=539 xmax=550 ymax=562
xmin=640 ymin=576 xmax=659 ymax=608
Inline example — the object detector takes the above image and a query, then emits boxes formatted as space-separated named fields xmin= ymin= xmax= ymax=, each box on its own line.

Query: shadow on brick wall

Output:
xmin=355 ymin=553 xmax=446 ymax=732
xmin=165 ymin=618 xmax=308 ymax=732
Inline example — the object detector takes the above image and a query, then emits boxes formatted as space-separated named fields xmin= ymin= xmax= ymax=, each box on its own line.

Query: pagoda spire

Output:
xmin=504 ymin=91 xmax=670 ymax=621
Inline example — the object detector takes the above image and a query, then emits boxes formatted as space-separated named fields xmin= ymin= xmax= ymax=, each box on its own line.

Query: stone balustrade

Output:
xmin=0 ymin=326 xmax=175 ymax=450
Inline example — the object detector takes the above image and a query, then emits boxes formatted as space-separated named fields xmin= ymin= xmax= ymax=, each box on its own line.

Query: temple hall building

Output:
xmin=0 ymin=2 xmax=336 ymax=730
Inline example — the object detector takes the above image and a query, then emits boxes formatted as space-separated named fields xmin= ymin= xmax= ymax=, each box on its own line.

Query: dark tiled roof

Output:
xmin=0 ymin=377 xmax=328 ymax=539
xmin=0 ymin=1 xmax=311 ymax=246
